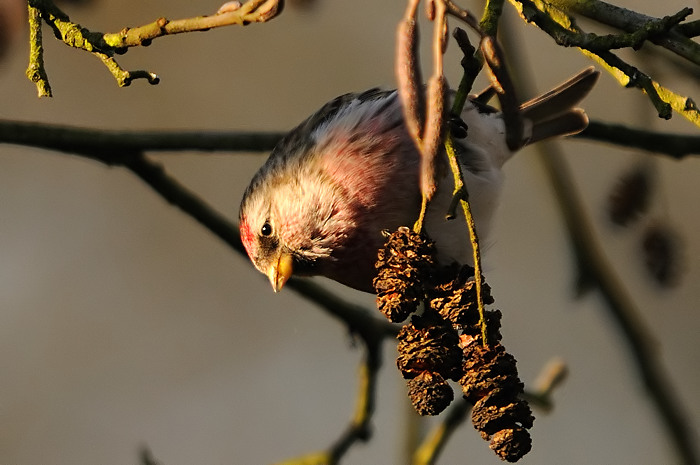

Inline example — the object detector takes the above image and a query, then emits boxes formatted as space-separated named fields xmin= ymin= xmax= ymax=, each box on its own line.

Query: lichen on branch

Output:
xmin=509 ymin=0 xmax=700 ymax=127
xmin=25 ymin=0 xmax=282 ymax=96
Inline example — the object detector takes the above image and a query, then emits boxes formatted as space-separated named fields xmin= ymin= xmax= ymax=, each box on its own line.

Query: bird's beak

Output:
xmin=267 ymin=252 xmax=293 ymax=292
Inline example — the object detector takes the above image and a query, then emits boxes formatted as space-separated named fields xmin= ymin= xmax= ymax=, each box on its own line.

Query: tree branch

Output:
xmin=101 ymin=0 xmax=283 ymax=49
xmin=577 ymin=120 xmax=700 ymax=159
xmin=26 ymin=0 xmax=282 ymax=93
xmin=0 ymin=119 xmax=283 ymax=156
xmin=26 ymin=4 xmax=52 ymax=97
xmin=508 ymin=0 xmax=700 ymax=126
xmin=412 ymin=398 xmax=471 ymax=465
xmin=548 ymin=0 xmax=700 ymax=67
xmin=329 ymin=338 xmax=383 ymax=463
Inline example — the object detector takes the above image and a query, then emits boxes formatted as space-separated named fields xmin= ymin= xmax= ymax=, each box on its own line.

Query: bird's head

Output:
xmin=239 ymin=210 xmax=294 ymax=293
xmin=239 ymin=157 xmax=357 ymax=292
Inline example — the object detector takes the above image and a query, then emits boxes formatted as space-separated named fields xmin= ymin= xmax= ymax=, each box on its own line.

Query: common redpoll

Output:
xmin=239 ymin=68 xmax=599 ymax=292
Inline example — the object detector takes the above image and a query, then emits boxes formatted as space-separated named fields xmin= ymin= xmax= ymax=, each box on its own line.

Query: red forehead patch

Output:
xmin=239 ymin=219 xmax=255 ymax=257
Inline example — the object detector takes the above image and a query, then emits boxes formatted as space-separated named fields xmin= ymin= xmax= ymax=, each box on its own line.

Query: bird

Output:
xmin=239 ymin=67 xmax=599 ymax=293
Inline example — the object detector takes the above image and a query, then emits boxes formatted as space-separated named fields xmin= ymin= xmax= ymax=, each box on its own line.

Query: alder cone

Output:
xmin=460 ymin=340 xmax=533 ymax=462
xmin=374 ymin=227 xmax=436 ymax=322
xmin=406 ymin=371 xmax=454 ymax=416
xmin=396 ymin=312 xmax=463 ymax=380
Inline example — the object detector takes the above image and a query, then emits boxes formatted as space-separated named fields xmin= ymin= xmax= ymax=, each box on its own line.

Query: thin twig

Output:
xmin=444 ymin=0 xmax=482 ymax=33
xmin=450 ymin=27 xmax=481 ymax=122
xmin=444 ymin=139 xmax=488 ymax=345
xmin=521 ymin=358 xmax=568 ymax=412
xmin=101 ymin=0 xmax=282 ymax=49
xmin=26 ymin=4 xmax=52 ymax=97
xmin=328 ymin=339 xmax=383 ymax=464
xmin=445 ymin=27 xmax=498 ymax=349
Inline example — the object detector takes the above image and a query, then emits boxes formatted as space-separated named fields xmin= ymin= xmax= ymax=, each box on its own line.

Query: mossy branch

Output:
xmin=548 ymin=0 xmax=700 ymax=66
xmin=26 ymin=4 xmax=52 ymax=97
xmin=508 ymin=0 xmax=700 ymax=127
xmin=25 ymin=0 xmax=282 ymax=95
xmin=524 ymin=5 xmax=693 ymax=52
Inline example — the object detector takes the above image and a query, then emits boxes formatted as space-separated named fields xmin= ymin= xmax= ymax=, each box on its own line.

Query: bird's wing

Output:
xmin=519 ymin=67 xmax=599 ymax=144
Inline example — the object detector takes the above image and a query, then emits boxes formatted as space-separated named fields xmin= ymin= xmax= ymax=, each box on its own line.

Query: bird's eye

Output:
xmin=260 ymin=222 xmax=273 ymax=236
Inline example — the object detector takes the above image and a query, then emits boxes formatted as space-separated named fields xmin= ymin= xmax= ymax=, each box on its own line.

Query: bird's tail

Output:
xmin=520 ymin=66 xmax=600 ymax=145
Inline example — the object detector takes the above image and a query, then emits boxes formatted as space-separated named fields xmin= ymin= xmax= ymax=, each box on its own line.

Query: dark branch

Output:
xmin=0 ymin=120 xmax=283 ymax=156
xmin=577 ymin=120 xmax=700 ymax=159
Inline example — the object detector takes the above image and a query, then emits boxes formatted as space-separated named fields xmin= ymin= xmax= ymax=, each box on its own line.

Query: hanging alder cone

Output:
xmin=430 ymin=263 xmax=533 ymax=462
xmin=396 ymin=311 xmax=463 ymax=379
xmin=406 ymin=370 xmax=454 ymax=416
xmin=397 ymin=311 xmax=462 ymax=415
xmin=374 ymin=227 xmax=436 ymax=322
xmin=428 ymin=263 xmax=495 ymax=326
xmin=460 ymin=329 xmax=534 ymax=461
xmin=373 ymin=227 xmax=534 ymax=461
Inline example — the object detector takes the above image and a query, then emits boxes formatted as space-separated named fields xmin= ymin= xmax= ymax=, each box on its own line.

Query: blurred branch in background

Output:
xmin=138 ymin=446 xmax=163 ymax=465
xmin=537 ymin=141 xmax=699 ymax=465
xmin=275 ymin=334 xmax=385 ymax=465
xmin=497 ymin=9 xmax=699 ymax=461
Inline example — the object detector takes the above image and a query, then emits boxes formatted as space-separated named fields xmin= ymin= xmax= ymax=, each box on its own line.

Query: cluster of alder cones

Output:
xmin=374 ymin=227 xmax=534 ymax=462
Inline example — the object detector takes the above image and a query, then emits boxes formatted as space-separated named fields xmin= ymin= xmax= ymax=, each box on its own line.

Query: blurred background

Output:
xmin=0 ymin=0 xmax=698 ymax=464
